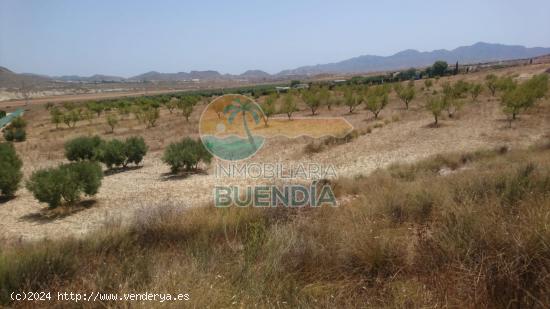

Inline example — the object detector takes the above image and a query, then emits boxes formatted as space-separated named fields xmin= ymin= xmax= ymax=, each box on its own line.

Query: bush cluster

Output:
xmin=64 ymin=136 xmax=148 ymax=169
xmin=0 ymin=143 xmax=23 ymax=197
xmin=162 ymin=138 xmax=212 ymax=173
xmin=3 ymin=117 xmax=27 ymax=142
xmin=64 ymin=136 xmax=103 ymax=161
xmin=26 ymin=161 xmax=103 ymax=208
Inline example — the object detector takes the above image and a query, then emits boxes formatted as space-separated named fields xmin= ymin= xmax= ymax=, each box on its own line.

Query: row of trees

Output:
xmin=251 ymin=82 xmax=411 ymax=123
xmin=23 ymin=136 xmax=148 ymax=208
xmin=49 ymin=95 xmax=202 ymax=131
xmin=499 ymin=74 xmax=548 ymax=127
xmin=64 ymin=136 xmax=148 ymax=169
xmin=424 ymin=74 xmax=548 ymax=126
xmin=425 ymin=79 xmax=485 ymax=125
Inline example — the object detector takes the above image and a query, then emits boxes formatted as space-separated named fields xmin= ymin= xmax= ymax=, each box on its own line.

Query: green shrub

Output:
xmin=0 ymin=110 xmax=6 ymax=118
xmin=26 ymin=161 xmax=103 ymax=208
xmin=0 ymin=143 xmax=23 ymax=197
xmin=2 ymin=129 xmax=14 ymax=142
xmin=13 ymin=128 xmax=26 ymax=142
xmin=2 ymin=117 xmax=27 ymax=142
xmin=123 ymin=136 xmax=148 ymax=167
xmin=162 ymin=138 xmax=212 ymax=173
xmin=2 ymin=128 xmax=25 ymax=142
xmin=64 ymin=136 xmax=102 ymax=161
xmin=97 ymin=139 xmax=126 ymax=169
xmin=10 ymin=117 xmax=26 ymax=129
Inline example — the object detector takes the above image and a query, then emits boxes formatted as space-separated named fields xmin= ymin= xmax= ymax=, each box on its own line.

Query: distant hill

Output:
xmin=128 ymin=70 xmax=223 ymax=81
xmin=276 ymin=42 xmax=550 ymax=76
xmin=0 ymin=66 xmax=54 ymax=88
xmin=239 ymin=70 xmax=271 ymax=79
xmin=54 ymin=74 xmax=126 ymax=82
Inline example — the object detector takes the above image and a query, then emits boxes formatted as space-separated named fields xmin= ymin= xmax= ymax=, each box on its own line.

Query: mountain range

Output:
xmin=1 ymin=42 xmax=549 ymax=87
xmin=278 ymin=42 xmax=550 ymax=75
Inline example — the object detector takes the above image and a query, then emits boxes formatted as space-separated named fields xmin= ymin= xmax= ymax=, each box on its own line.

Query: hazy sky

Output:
xmin=1 ymin=0 xmax=550 ymax=77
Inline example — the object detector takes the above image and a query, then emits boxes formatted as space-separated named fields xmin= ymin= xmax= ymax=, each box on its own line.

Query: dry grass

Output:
xmin=2 ymin=141 xmax=550 ymax=307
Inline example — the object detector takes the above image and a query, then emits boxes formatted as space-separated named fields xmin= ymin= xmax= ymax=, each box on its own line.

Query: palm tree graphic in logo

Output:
xmin=200 ymin=94 xmax=265 ymax=161
xmin=224 ymin=97 xmax=262 ymax=152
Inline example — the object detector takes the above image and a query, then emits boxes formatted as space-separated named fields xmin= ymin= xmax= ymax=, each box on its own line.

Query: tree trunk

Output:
xmin=242 ymin=111 xmax=257 ymax=150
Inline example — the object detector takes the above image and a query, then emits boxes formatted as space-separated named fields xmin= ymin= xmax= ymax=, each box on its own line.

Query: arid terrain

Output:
xmin=1 ymin=63 xmax=549 ymax=242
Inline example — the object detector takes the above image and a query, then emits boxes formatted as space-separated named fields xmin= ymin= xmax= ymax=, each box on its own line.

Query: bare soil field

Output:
xmin=1 ymin=64 xmax=549 ymax=242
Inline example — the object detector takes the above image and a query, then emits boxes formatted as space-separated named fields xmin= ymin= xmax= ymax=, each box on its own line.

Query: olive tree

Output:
xmin=26 ymin=161 xmax=103 ymax=208
xmin=0 ymin=142 xmax=23 ymax=197
xmin=3 ymin=116 xmax=27 ymax=142
xmin=162 ymin=138 xmax=212 ymax=173
xmin=64 ymin=136 xmax=102 ymax=161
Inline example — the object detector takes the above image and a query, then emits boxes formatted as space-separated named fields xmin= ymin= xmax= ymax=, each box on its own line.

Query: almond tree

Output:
xmin=260 ymin=94 xmax=276 ymax=126
xmin=501 ymin=74 xmax=548 ymax=127
xmin=280 ymin=92 xmax=298 ymax=119
xmin=470 ymin=83 xmax=483 ymax=102
xmin=343 ymin=86 xmax=362 ymax=113
xmin=107 ymin=114 xmax=118 ymax=133
xmin=426 ymin=95 xmax=445 ymax=126
xmin=302 ymin=89 xmax=322 ymax=115
xmin=365 ymin=85 xmax=389 ymax=119
xmin=165 ymin=97 xmax=179 ymax=114
xmin=485 ymin=74 xmax=498 ymax=96
xmin=394 ymin=82 xmax=415 ymax=109
xmin=178 ymin=96 xmax=199 ymax=122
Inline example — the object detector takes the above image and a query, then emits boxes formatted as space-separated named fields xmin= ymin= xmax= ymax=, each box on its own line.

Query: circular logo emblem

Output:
xmin=199 ymin=94 xmax=265 ymax=161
